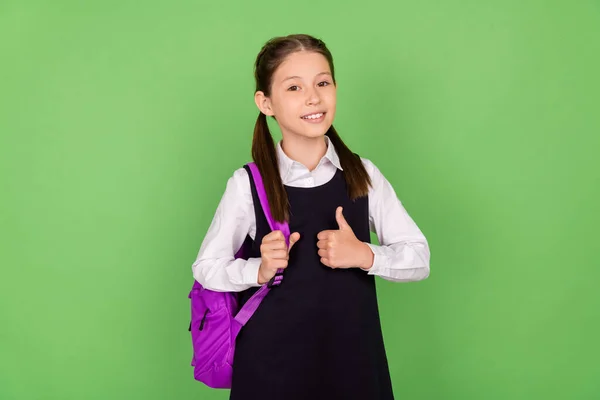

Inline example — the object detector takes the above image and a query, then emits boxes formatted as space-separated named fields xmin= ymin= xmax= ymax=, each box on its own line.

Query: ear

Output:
xmin=254 ymin=91 xmax=275 ymax=117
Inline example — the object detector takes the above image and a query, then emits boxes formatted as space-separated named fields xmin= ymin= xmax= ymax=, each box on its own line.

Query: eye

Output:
xmin=318 ymin=81 xmax=330 ymax=87
xmin=287 ymin=85 xmax=300 ymax=91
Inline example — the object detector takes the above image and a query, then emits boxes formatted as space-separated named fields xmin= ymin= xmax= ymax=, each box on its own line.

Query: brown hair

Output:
xmin=252 ymin=34 xmax=371 ymax=223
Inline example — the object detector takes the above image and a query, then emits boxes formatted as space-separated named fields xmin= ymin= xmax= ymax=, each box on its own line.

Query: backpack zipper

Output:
xmin=198 ymin=309 xmax=209 ymax=331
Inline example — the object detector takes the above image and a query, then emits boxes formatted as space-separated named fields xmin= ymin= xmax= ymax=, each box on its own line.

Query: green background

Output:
xmin=1 ymin=0 xmax=599 ymax=399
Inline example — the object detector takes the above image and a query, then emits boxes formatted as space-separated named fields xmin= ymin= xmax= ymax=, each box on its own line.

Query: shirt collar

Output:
xmin=276 ymin=135 xmax=343 ymax=183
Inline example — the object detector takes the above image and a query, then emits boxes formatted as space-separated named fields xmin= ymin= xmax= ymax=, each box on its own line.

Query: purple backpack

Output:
xmin=188 ymin=162 xmax=290 ymax=388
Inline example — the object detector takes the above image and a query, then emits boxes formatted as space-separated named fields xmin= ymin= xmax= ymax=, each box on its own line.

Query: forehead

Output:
xmin=274 ymin=51 xmax=331 ymax=80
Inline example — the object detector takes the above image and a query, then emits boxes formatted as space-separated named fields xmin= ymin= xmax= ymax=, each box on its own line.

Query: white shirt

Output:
xmin=192 ymin=136 xmax=431 ymax=292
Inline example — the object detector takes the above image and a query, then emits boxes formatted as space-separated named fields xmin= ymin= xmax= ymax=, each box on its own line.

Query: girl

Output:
xmin=192 ymin=34 xmax=430 ymax=400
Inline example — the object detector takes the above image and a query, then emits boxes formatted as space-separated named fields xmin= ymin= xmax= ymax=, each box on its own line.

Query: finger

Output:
xmin=262 ymin=240 xmax=288 ymax=251
xmin=316 ymin=240 xmax=329 ymax=250
xmin=320 ymin=257 xmax=331 ymax=268
xmin=335 ymin=206 xmax=351 ymax=231
xmin=317 ymin=230 xmax=334 ymax=241
xmin=263 ymin=230 xmax=284 ymax=242
xmin=266 ymin=250 xmax=289 ymax=260
xmin=318 ymin=249 xmax=328 ymax=258
xmin=265 ymin=259 xmax=289 ymax=271
xmin=288 ymin=232 xmax=301 ymax=252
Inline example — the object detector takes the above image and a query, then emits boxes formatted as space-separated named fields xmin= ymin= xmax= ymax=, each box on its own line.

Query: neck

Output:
xmin=280 ymin=134 xmax=327 ymax=172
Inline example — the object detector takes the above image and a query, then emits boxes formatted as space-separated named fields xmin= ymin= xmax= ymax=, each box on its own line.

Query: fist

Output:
xmin=317 ymin=206 xmax=374 ymax=269
xmin=258 ymin=230 xmax=300 ymax=284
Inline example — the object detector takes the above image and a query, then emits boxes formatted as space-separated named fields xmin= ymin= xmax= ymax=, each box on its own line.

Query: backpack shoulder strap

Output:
xmin=234 ymin=163 xmax=290 ymax=326
xmin=243 ymin=162 xmax=290 ymax=244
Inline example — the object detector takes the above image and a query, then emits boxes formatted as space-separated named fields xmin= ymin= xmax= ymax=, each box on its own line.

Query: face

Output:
xmin=255 ymin=51 xmax=337 ymax=140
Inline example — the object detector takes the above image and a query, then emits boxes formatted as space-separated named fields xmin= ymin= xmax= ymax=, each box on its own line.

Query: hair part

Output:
xmin=252 ymin=34 xmax=371 ymax=223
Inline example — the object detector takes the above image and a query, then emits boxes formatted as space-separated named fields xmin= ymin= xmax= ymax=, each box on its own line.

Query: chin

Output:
xmin=301 ymin=120 xmax=334 ymax=137
xmin=282 ymin=120 xmax=333 ymax=140
xmin=299 ymin=126 xmax=331 ymax=139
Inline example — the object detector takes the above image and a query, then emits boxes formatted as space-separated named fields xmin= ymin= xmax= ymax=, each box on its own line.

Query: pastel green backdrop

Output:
xmin=1 ymin=1 xmax=599 ymax=399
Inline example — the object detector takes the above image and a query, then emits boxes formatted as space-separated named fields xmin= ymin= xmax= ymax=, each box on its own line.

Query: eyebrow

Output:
xmin=282 ymin=72 xmax=332 ymax=82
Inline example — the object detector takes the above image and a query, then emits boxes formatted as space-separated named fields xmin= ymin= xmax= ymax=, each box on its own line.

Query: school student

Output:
xmin=192 ymin=33 xmax=430 ymax=400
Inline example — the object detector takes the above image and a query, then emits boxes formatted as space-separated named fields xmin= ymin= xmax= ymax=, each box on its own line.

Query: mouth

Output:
xmin=300 ymin=112 xmax=326 ymax=123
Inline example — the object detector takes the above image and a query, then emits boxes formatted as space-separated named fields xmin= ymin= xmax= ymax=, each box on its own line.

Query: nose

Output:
xmin=305 ymin=87 xmax=321 ymax=106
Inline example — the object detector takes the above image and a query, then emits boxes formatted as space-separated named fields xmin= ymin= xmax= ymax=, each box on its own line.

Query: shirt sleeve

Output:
xmin=191 ymin=167 xmax=263 ymax=292
xmin=361 ymin=158 xmax=431 ymax=282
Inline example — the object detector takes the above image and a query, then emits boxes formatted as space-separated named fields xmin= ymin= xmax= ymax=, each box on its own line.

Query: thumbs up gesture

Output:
xmin=317 ymin=206 xmax=374 ymax=269
xmin=258 ymin=230 xmax=301 ymax=285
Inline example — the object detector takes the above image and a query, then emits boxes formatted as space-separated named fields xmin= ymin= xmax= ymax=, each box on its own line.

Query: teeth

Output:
xmin=302 ymin=113 xmax=323 ymax=120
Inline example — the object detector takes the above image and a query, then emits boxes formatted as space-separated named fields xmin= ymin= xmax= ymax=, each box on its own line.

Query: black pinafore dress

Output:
xmin=230 ymin=167 xmax=394 ymax=400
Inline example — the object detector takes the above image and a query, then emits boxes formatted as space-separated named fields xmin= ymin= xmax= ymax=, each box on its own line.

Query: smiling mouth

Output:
xmin=301 ymin=112 xmax=326 ymax=120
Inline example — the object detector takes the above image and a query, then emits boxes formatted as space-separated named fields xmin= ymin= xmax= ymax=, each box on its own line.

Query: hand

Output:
xmin=317 ymin=206 xmax=374 ymax=270
xmin=257 ymin=230 xmax=301 ymax=284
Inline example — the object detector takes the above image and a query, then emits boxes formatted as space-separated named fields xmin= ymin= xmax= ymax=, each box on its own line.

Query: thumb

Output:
xmin=288 ymin=232 xmax=301 ymax=252
xmin=336 ymin=206 xmax=351 ymax=231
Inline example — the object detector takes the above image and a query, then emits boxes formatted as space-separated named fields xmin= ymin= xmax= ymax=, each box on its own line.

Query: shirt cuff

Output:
xmin=361 ymin=243 xmax=389 ymax=275
xmin=241 ymin=257 xmax=263 ymax=287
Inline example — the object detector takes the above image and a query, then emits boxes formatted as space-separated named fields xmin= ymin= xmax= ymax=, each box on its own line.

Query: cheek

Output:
xmin=272 ymin=94 xmax=298 ymax=114
xmin=279 ymin=99 xmax=304 ymax=119
xmin=324 ymin=90 xmax=337 ymax=106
